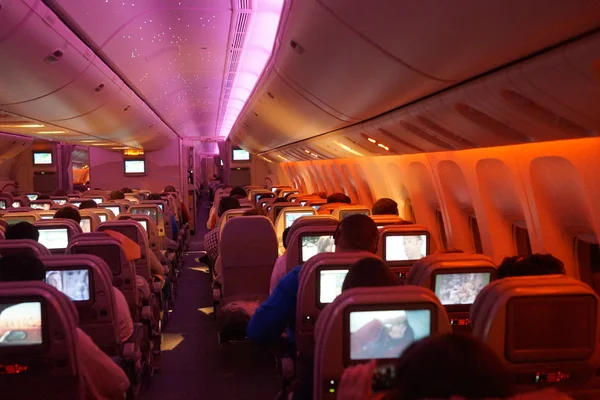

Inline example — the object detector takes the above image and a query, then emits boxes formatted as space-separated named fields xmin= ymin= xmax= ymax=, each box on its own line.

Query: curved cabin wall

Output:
xmin=275 ymin=137 xmax=600 ymax=278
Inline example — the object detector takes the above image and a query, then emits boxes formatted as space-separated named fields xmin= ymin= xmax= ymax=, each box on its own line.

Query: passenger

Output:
xmin=163 ymin=185 xmax=190 ymax=225
xmin=79 ymin=199 xmax=98 ymax=210
xmin=247 ymin=214 xmax=378 ymax=346
xmin=120 ymin=187 xmax=133 ymax=194
xmin=338 ymin=333 xmax=515 ymax=400
xmin=51 ymin=189 xmax=68 ymax=197
xmin=54 ymin=205 xmax=82 ymax=224
xmin=498 ymin=254 xmax=565 ymax=279
xmin=242 ymin=208 xmax=266 ymax=216
xmin=204 ymin=196 xmax=241 ymax=265
xmin=327 ymin=193 xmax=351 ymax=204
xmin=110 ymin=190 xmax=125 ymax=200
xmin=316 ymin=191 xmax=327 ymax=199
xmin=230 ymin=186 xmax=247 ymax=199
xmin=0 ymin=253 xmax=130 ymax=399
xmin=269 ymin=227 xmax=291 ymax=293
xmin=5 ymin=221 xmax=39 ymax=241
xmin=372 ymin=198 xmax=399 ymax=216
xmin=341 ymin=258 xmax=401 ymax=291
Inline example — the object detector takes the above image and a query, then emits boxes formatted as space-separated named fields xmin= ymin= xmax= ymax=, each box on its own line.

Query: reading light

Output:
xmin=333 ymin=140 xmax=363 ymax=157
xmin=218 ymin=0 xmax=285 ymax=138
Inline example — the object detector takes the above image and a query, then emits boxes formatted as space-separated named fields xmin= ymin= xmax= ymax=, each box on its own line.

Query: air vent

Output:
xmin=454 ymin=103 xmax=532 ymax=143
xmin=238 ymin=0 xmax=251 ymax=10
xmin=399 ymin=121 xmax=456 ymax=150
xmin=417 ymin=116 xmax=476 ymax=147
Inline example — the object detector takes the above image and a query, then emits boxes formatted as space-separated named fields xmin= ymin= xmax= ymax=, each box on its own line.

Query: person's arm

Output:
xmin=247 ymin=267 xmax=300 ymax=346
xmin=149 ymin=249 xmax=167 ymax=275
xmin=206 ymin=207 xmax=216 ymax=230
xmin=269 ymin=255 xmax=287 ymax=294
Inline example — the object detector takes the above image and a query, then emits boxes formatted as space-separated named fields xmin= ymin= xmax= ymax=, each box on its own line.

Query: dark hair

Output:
xmin=336 ymin=214 xmax=378 ymax=252
xmin=164 ymin=185 xmax=176 ymax=193
xmin=38 ymin=195 xmax=50 ymax=200
xmin=121 ymin=187 xmax=133 ymax=194
xmin=5 ymin=222 xmax=39 ymax=241
xmin=230 ymin=187 xmax=247 ymax=198
xmin=242 ymin=208 xmax=266 ymax=217
xmin=51 ymin=189 xmax=68 ymax=197
xmin=327 ymin=192 xmax=351 ymax=204
xmin=78 ymin=199 xmax=98 ymax=210
xmin=147 ymin=193 xmax=162 ymax=201
xmin=394 ymin=333 xmax=514 ymax=400
xmin=372 ymin=198 xmax=399 ymax=216
xmin=110 ymin=190 xmax=125 ymax=200
xmin=273 ymin=198 xmax=288 ymax=204
xmin=342 ymin=258 xmax=400 ymax=291
xmin=54 ymin=206 xmax=82 ymax=224
xmin=0 ymin=253 xmax=45 ymax=282
xmin=316 ymin=191 xmax=327 ymax=200
xmin=218 ymin=196 xmax=241 ymax=217
xmin=498 ymin=254 xmax=565 ymax=279
xmin=282 ymin=227 xmax=291 ymax=250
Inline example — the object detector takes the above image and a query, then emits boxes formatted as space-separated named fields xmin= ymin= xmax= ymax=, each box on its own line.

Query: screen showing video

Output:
xmin=301 ymin=235 xmax=335 ymax=262
xmin=98 ymin=214 xmax=107 ymax=223
xmin=33 ymin=152 xmax=52 ymax=165
xmin=349 ymin=309 xmax=431 ymax=360
xmin=340 ymin=210 xmax=369 ymax=219
xmin=132 ymin=208 xmax=157 ymax=223
xmin=124 ymin=159 xmax=145 ymax=174
xmin=11 ymin=201 xmax=21 ymax=208
xmin=104 ymin=206 xmax=120 ymax=216
xmin=319 ymin=269 xmax=348 ymax=304
xmin=311 ymin=204 xmax=321 ymax=210
xmin=137 ymin=220 xmax=148 ymax=232
xmin=45 ymin=269 xmax=90 ymax=302
xmin=80 ymin=218 xmax=91 ymax=233
xmin=31 ymin=203 xmax=51 ymax=211
xmin=92 ymin=198 xmax=104 ymax=204
xmin=232 ymin=149 xmax=250 ymax=161
xmin=157 ymin=204 xmax=163 ymax=211
xmin=284 ymin=212 xmax=314 ymax=228
xmin=38 ymin=228 xmax=69 ymax=250
xmin=26 ymin=194 xmax=38 ymax=201
xmin=0 ymin=200 xmax=6 ymax=210
xmin=385 ymin=235 xmax=427 ymax=261
xmin=434 ymin=272 xmax=491 ymax=305
xmin=53 ymin=199 xmax=67 ymax=205
xmin=256 ymin=194 xmax=273 ymax=202
xmin=0 ymin=302 xmax=43 ymax=347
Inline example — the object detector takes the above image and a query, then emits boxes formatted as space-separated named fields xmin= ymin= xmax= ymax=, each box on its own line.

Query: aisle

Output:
xmin=140 ymin=195 xmax=280 ymax=399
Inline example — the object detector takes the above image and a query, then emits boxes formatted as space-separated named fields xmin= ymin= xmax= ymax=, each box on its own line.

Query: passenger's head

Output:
xmin=0 ymin=253 xmax=45 ymax=282
xmin=333 ymin=214 xmax=378 ymax=253
xmin=5 ymin=222 xmax=39 ymax=241
xmin=78 ymin=199 xmax=98 ymax=210
xmin=316 ymin=191 xmax=327 ymax=200
xmin=230 ymin=187 xmax=247 ymax=198
xmin=497 ymin=254 xmax=565 ymax=279
xmin=273 ymin=198 xmax=288 ymax=204
xmin=242 ymin=208 xmax=266 ymax=217
xmin=51 ymin=189 xmax=68 ymax=197
xmin=163 ymin=185 xmax=176 ymax=193
xmin=54 ymin=206 xmax=81 ymax=224
xmin=121 ymin=187 xmax=133 ymax=194
xmin=372 ymin=198 xmax=399 ymax=216
xmin=110 ymin=190 xmax=125 ymax=200
xmin=327 ymin=192 xmax=351 ymax=204
xmin=394 ymin=333 xmax=514 ymax=400
xmin=218 ymin=196 xmax=241 ymax=217
xmin=282 ymin=227 xmax=291 ymax=250
xmin=342 ymin=257 xmax=400 ymax=291
xmin=147 ymin=193 xmax=162 ymax=201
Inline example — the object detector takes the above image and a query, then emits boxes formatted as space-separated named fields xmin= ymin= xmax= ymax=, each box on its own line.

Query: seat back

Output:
xmin=29 ymin=200 xmax=54 ymax=210
xmin=313 ymin=286 xmax=451 ymax=400
xmin=332 ymin=206 xmax=371 ymax=220
xmin=129 ymin=204 xmax=165 ymax=238
xmin=0 ymin=239 xmax=51 ymax=257
xmin=306 ymin=199 xmax=327 ymax=210
xmin=376 ymin=225 xmax=434 ymax=278
xmin=81 ymin=192 xmax=107 ymax=204
xmin=286 ymin=225 xmax=338 ymax=273
xmin=218 ymin=209 xmax=247 ymax=237
xmin=97 ymin=221 xmax=152 ymax=280
xmin=117 ymin=214 xmax=162 ymax=251
xmin=408 ymin=252 xmax=497 ymax=330
xmin=50 ymin=197 xmax=69 ymax=206
xmin=1 ymin=212 xmax=40 ymax=225
xmin=67 ymin=237 xmax=139 ymax=319
xmin=274 ymin=206 xmax=317 ymax=241
xmin=84 ymin=208 xmax=115 ymax=223
xmin=268 ymin=202 xmax=296 ymax=224
xmin=258 ymin=197 xmax=276 ymax=211
xmin=0 ymin=281 xmax=83 ymax=399
xmin=280 ymin=189 xmax=299 ymax=198
xmin=35 ymin=210 xmax=57 ymax=220
xmin=140 ymin=200 xmax=173 ymax=238
xmin=220 ymin=216 xmax=278 ymax=299
xmin=296 ymin=251 xmax=381 ymax=357
xmin=11 ymin=196 xmax=29 ymax=208
xmin=316 ymin=202 xmax=347 ymax=215
xmin=25 ymin=192 xmax=41 ymax=201
xmin=40 ymin=255 xmax=121 ymax=355
xmin=471 ymin=276 xmax=600 ymax=394
xmin=251 ymin=190 xmax=275 ymax=206
xmin=0 ymin=193 xmax=12 ymax=210
xmin=371 ymin=215 xmax=408 ymax=228
xmin=78 ymin=211 xmax=102 ymax=233
xmin=34 ymin=220 xmax=83 ymax=254
xmin=98 ymin=203 xmax=124 ymax=218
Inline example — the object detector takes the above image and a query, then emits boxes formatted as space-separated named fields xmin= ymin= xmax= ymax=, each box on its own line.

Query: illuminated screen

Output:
xmin=232 ymin=149 xmax=250 ymax=161
xmin=349 ymin=309 xmax=431 ymax=360
xmin=157 ymin=204 xmax=163 ymax=211
xmin=0 ymin=302 xmax=43 ymax=347
xmin=6 ymin=218 xmax=32 ymax=226
xmin=38 ymin=228 xmax=69 ymax=250
xmin=300 ymin=201 xmax=307 ymax=206
xmin=131 ymin=208 xmax=158 ymax=224
xmin=124 ymin=159 xmax=145 ymax=174
xmin=434 ymin=272 xmax=491 ymax=305
xmin=98 ymin=214 xmax=107 ymax=223
xmin=256 ymin=193 xmax=273 ymax=202
xmin=301 ymin=235 xmax=335 ymax=262
xmin=319 ymin=269 xmax=348 ymax=304
xmin=70 ymin=201 xmax=82 ymax=208
xmin=92 ymin=198 xmax=104 ymax=204
xmin=40 ymin=215 xmax=53 ymax=220
xmin=271 ymin=188 xmax=277 ymax=193
xmin=137 ymin=220 xmax=148 ymax=231
xmin=220 ymin=160 xmax=224 ymax=166
xmin=33 ymin=152 xmax=52 ymax=165
xmin=12 ymin=201 xmax=22 ymax=208
xmin=0 ymin=201 xmax=6 ymax=210
xmin=31 ymin=203 xmax=51 ymax=210
xmin=385 ymin=235 xmax=428 ymax=261
xmin=340 ymin=210 xmax=369 ymax=219
xmin=284 ymin=212 xmax=314 ymax=228
xmin=104 ymin=206 xmax=120 ymax=216
xmin=311 ymin=204 xmax=322 ymax=210
xmin=80 ymin=218 xmax=91 ymax=233
xmin=53 ymin=199 xmax=67 ymax=205
xmin=26 ymin=194 xmax=38 ymax=201
xmin=45 ymin=269 xmax=90 ymax=301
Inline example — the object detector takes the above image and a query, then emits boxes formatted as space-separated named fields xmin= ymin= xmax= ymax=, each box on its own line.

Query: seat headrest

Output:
xmin=220 ymin=216 xmax=277 ymax=263
xmin=0 ymin=239 xmax=52 ymax=257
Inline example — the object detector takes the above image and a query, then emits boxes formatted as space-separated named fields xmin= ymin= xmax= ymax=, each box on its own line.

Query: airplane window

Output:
xmin=513 ymin=224 xmax=532 ymax=257
xmin=469 ymin=215 xmax=483 ymax=254
xmin=576 ymin=238 xmax=600 ymax=295
xmin=436 ymin=210 xmax=447 ymax=250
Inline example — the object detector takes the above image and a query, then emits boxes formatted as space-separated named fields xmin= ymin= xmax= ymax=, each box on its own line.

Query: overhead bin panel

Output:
xmin=318 ymin=0 xmax=600 ymax=82
xmin=274 ymin=0 xmax=445 ymax=122
xmin=0 ymin=0 xmax=93 ymax=105
xmin=0 ymin=132 xmax=33 ymax=164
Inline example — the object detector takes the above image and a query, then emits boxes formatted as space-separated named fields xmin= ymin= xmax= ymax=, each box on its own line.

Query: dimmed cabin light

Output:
xmin=37 ymin=130 xmax=67 ymax=134
xmin=261 ymin=156 xmax=273 ymax=163
xmin=0 ymin=124 xmax=45 ymax=128
xmin=304 ymin=149 xmax=311 ymax=153
xmin=218 ymin=0 xmax=285 ymax=138
xmin=124 ymin=149 xmax=144 ymax=156
xmin=367 ymin=137 xmax=376 ymax=143
xmin=333 ymin=140 xmax=363 ymax=157
xmin=377 ymin=143 xmax=389 ymax=151
xmin=277 ymin=154 xmax=289 ymax=161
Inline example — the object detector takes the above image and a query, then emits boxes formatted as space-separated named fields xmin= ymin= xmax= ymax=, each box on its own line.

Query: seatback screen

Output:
xmin=0 ymin=200 xmax=6 ymax=210
xmin=31 ymin=203 xmax=51 ymax=210
xmin=137 ymin=220 xmax=148 ymax=232
xmin=132 ymin=208 xmax=157 ymax=224
xmin=12 ymin=201 xmax=22 ymax=208
xmin=0 ymin=302 xmax=43 ymax=347
xmin=434 ymin=272 xmax=491 ymax=305
xmin=53 ymin=199 xmax=67 ymax=205
xmin=301 ymin=235 xmax=335 ymax=262
xmin=284 ymin=212 xmax=314 ymax=228
xmin=340 ymin=210 xmax=369 ymax=219
xmin=38 ymin=228 xmax=69 ymax=250
xmin=70 ymin=201 xmax=82 ymax=208
xmin=45 ymin=269 xmax=90 ymax=302
xmin=80 ymin=218 xmax=91 ymax=233
xmin=384 ymin=234 xmax=428 ymax=261
xmin=103 ymin=206 xmax=120 ymax=216
xmin=26 ymin=194 xmax=38 ymax=201
xmin=319 ymin=269 xmax=348 ymax=305
xmin=98 ymin=214 xmax=107 ymax=223
xmin=349 ymin=309 xmax=431 ymax=361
